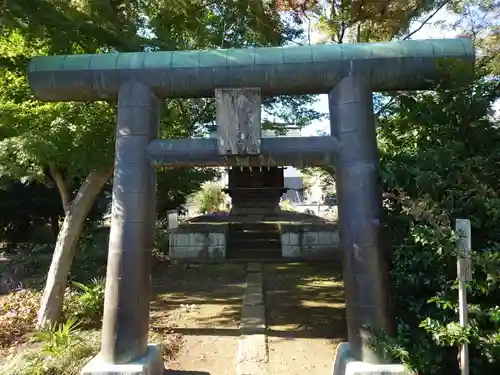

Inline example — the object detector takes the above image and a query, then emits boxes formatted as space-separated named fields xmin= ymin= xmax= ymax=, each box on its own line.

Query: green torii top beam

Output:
xmin=28 ymin=38 xmax=474 ymax=102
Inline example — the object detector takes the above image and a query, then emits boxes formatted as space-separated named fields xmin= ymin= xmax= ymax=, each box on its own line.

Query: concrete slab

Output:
xmin=332 ymin=343 xmax=413 ymax=375
xmin=240 ymin=305 xmax=266 ymax=333
xmin=236 ymin=334 xmax=268 ymax=375
xmin=237 ymin=266 xmax=268 ymax=372
xmin=246 ymin=272 xmax=262 ymax=287
xmin=81 ymin=344 xmax=163 ymax=375
xmin=243 ymin=286 xmax=264 ymax=306
xmin=247 ymin=263 xmax=262 ymax=273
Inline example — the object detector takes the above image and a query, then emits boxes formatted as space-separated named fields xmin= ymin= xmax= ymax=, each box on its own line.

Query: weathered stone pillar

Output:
xmin=100 ymin=82 xmax=160 ymax=364
xmin=329 ymin=76 xmax=393 ymax=363
xmin=167 ymin=209 xmax=179 ymax=230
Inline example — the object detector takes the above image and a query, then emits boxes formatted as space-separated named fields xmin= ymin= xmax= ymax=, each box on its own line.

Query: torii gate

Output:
xmin=28 ymin=38 xmax=474 ymax=375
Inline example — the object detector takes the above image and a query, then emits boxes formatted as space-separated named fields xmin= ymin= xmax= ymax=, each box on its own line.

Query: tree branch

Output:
xmin=48 ymin=163 xmax=71 ymax=215
xmin=403 ymin=1 xmax=450 ymax=40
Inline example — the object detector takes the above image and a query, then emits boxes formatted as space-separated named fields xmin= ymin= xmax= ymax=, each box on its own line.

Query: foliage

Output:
xmin=0 ymin=179 xmax=62 ymax=243
xmin=153 ymin=219 xmax=170 ymax=260
xmin=70 ymin=278 xmax=106 ymax=325
xmin=370 ymin=194 xmax=500 ymax=374
xmin=300 ymin=166 xmax=336 ymax=203
xmin=0 ymin=2 xmax=497 ymax=373
xmin=279 ymin=199 xmax=298 ymax=211
xmin=0 ymin=282 xmax=100 ymax=349
xmin=367 ymin=68 xmax=500 ymax=375
xmin=156 ymin=167 xmax=220 ymax=219
xmin=33 ymin=319 xmax=84 ymax=358
xmin=0 ymin=272 xmax=106 ymax=349
xmin=1 ymin=322 xmax=179 ymax=375
xmin=2 ymin=225 xmax=109 ymax=285
xmin=0 ymin=28 xmax=116 ymax=182
xmin=191 ymin=181 xmax=229 ymax=214
xmin=0 ymin=0 xmax=320 ymax=188
xmin=298 ymin=4 xmax=500 ymax=371
xmin=285 ymin=0 xmax=447 ymax=43
xmin=1 ymin=329 xmax=100 ymax=375
xmin=0 ymin=5 xmax=320 ymax=330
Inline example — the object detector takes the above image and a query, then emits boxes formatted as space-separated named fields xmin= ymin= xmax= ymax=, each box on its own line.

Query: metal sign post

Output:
xmin=455 ymin=219 xmax=472 ymax=375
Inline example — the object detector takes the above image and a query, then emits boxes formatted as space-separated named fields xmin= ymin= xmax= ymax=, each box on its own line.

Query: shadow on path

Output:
xmin=151 ymin=264 xmax=246 ymax=329
xmin=153 ymin=264 xmax=245 ymax=375
xmin=264 ymin=262 xmax=347 ymax=375
xmin=264 ymin=262 xmax=347 ymax=340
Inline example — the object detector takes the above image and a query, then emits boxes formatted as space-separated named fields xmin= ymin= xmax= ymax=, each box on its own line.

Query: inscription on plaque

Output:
xmin=215 ymin=88 xmax=261 ymax=155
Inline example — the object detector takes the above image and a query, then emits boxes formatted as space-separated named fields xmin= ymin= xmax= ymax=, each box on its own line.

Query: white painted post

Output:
xmin=167 ymin=209 xmax=179 ymax=230
xmin=455 ymin=219 xmax=472 ymax=375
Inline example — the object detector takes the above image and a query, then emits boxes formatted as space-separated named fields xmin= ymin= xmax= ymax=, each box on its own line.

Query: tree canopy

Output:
xmin=0 ymin=0 xmax=325 ymax=327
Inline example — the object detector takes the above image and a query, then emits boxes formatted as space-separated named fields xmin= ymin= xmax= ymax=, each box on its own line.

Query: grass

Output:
xmin=1 ymin=330 xmax=100 ymax=375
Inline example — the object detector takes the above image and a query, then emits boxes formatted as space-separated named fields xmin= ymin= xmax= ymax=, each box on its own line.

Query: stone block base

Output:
xmin=332 ymin=343 xmax=413 ymax=375
xmin=81 ymin=345 xmax=164 ymax=375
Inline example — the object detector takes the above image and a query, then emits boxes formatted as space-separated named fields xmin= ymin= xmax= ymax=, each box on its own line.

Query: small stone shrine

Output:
xmin=167 ymin=87 xmax=340 ymax=263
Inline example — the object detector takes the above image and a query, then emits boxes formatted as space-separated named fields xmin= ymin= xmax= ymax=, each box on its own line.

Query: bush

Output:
xmin=1 ymin=325 xmax=99 ymax=375
xmin=361 ymin=71 xmax=500 ymax=375
xmin=191 ymin=181 xmax=229 ymax=214
xmin=1 ymin=226 xmax=109 ymax=290
xmin=369 ymin=193 xmax=500 ymax=375
xmin=33 ymin=319 xmax=84 ymax=358
xmin=1 ymin=322 xmax=181 ymax=375
xmin=68 ymin=277 xmax=106 ymax=325
xmin=153 ymin=219 xmax=170 ymax=262
xmin=279 ymin=199 xmax=297 ymax=212
xmin=0 ymin=276 xmax=106 ymax=349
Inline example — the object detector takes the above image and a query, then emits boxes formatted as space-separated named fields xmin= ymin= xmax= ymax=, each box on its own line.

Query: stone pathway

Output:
xmin=236 ymin=263 xmax=268 ymax=375
xmin=241 ymin=263 xmax=346 ymax=375
xmin=156 ymin=262 xmax=346 ymax=375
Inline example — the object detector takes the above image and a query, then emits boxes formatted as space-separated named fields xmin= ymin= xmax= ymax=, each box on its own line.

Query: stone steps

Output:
xmin=230 ymin=238 xmax=281 ymax=246
xmin=230 ymin=222 xmax=280 ymax=232
xmin=227 ymin=249 xmax=282 ymax=260
xmin=232 ymin=231 xmax=280 ymax=241
xmin=226 ymin=223 xmax=282 ymax=260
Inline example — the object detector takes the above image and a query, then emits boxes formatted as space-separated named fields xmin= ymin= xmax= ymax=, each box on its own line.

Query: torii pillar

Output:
xmin=330 ymin=76 xmax=394 ymax=367
xmin=82 ymin=82 xmax=164 ymax=374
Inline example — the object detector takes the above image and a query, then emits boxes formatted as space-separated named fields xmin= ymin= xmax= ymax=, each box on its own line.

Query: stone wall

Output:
xmin=169 ymin=224 xmax=228 ymax=261
xmin=280 ymin=223 xmax=341 ymax=261
xmin=168 ymin=222 xmax=341 ymax=262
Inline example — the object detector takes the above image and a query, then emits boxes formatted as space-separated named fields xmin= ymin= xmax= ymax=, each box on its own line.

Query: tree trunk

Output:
xmin=49 ymin=214 xmax=59 ymax=242
xmin=36 ymin=167 xmax=113 ymax=329
xmin=48 ymin=163 xmax=71 ymax=214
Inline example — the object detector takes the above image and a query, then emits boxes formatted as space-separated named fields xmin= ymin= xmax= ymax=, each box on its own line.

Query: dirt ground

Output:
xmin=152 ymin=262 xmax=346 ymax=375
xmin=2 ymin=261 xmax=345 ymax=374
xmin=264 ymin=263 xmax=347 ymax=375
xmin=151 ymin=263 xmax=246 ymax=375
